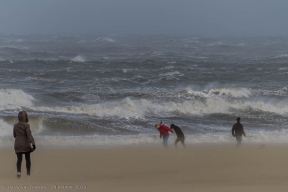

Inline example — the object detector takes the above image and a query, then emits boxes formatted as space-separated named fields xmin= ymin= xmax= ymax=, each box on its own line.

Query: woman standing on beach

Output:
xmin=13 ymin=111 xmax=36 ymax=178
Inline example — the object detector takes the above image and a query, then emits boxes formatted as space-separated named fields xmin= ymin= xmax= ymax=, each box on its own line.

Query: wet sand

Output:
xmin=1 ymin=145 xmax=288 ymax=192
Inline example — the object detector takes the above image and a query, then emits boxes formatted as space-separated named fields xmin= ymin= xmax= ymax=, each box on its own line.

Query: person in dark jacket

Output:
xmin=170 ymin=124 xmax=186 ymax=148
xmin=155 ymin=123 xmax=174 ymax=148
xmin=13 ymin=111 xmax=36 ymax=178
xmin=232 ymin=117 xmax=246 ymax=146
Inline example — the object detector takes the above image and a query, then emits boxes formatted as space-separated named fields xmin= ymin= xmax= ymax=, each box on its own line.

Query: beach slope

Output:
xmin=1 ymin=145 xmax=288 ymax=192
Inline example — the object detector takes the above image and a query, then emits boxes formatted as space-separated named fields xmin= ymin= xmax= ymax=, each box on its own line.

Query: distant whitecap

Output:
xmin=71 ymin=56 xmax=85 ymax=62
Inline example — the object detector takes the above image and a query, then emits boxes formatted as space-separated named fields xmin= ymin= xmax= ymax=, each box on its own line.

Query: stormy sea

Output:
xmin=1 ymin=34 xmax=288 ymax=147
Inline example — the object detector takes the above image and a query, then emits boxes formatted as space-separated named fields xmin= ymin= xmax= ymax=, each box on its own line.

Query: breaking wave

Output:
xmin=0 ymin=117 xmax=44 ymax=137
xmin=0 ymin=119 xmax=13 ymax=136
xmin=183 ymin=88 xmax=252 ymax=98
xmin=92 ymin=37 xmax=115 ymax=43
xmin=71 ymin=55 xmax=85 ymax=62
xmin=273 ymin=54 xmax=288 ymax=59
xmin=0 ymin=89 xmax=34 ymax=110
xmin=27 ymin=96 xmax=288 ymax=118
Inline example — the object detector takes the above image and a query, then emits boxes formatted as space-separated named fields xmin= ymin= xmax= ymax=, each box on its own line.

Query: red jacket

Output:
xmin=158 ymin=125 xmax=174 ymax=137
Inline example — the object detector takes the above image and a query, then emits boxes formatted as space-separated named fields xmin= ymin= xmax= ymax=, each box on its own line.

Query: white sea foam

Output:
xmin=274 ymin=54 xmax=288 ymax=59
xmin=237 ymin=100 xmax=288 ymax=115
xmin=15 ymin=39 xmax=24 ymax=43
xmin=259 ymin=87 xmax=288 ymax=96
xmin=2 ymin=130 xmax=288 ymax=147
xmin=0 ymin=89 xmax=34 ymax=110
xmin=184 ymin=130 xmax=288 ymax=144
xmin=163 ymin=66 xmax=175 ymax=70
xmin=0 ymin=134 xmax=160 ymax=148
xmin=184 ymin=88 xmax=252 ymax=98
xmin=33 ymin=98 xmax=148 ymax=117
xmin=189 ymin=56 xmax=208 ymax=59
xmin=207 ymin=42 xmax=223 ymax=46
xmin=0 ymin=119 xmax=13 ymax=136
xmin=30 ymin=98 xmax=206 ymax=117
xmin=28 ymin=118 xmax=45 ymax=133
xmin=77 ymin=40 xmax=87 ymax=44
xmin=28 ymin=94 xmax=288 ymax=118
xmin=160 ymin=71 xmax=184 ymax=77
xmin=163 ymin=71 xmax=183 ymax=76
xmin=71 ymin=56 xmax=85 ymax=62
xmin=278 ymin=67 xmax=288 ymax=71
xmin=92 ymin=37 xmax=115 ymax=43
xmin=187 ymin=40 xmax=199 ymax=43
xmin=0 ymin=117 xmax=44 ymax=138
xmin=5 ymin=39 xmax=24 ymax=43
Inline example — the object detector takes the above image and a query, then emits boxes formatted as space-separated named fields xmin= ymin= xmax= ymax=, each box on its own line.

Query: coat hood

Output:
xmin=18 ymin=111 xmax=27 ymax=122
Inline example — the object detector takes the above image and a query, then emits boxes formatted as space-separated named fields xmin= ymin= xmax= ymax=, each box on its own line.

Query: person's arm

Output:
xmin=158 ymin=129 xmax=162 ymax=139
xmin=167 ymin=127 xmax=174 ymax=134
xmin=242 ymin=126 xmax=246 ymax=137
xmin=162 ymin=125 xmax=174 ymax=133
xmin=25 ymin=124 xmax=36 ymax=150
xmin=232 ymin=127 xmax=235 ymax=137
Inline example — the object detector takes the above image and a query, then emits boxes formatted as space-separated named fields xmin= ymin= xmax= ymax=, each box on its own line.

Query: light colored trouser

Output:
xmin=163 ymin=136 xmax=169 ymax=147
xmin=236 ymin=136 xmax=242 ymax=144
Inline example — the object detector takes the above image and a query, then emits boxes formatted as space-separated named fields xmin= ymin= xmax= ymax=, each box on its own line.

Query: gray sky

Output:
xmin=0 ymin=0 xmax=288 ymax=36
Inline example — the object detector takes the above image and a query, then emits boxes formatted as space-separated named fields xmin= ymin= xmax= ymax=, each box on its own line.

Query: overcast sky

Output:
xmin=0 ymin=0 xmax=288 ymax=36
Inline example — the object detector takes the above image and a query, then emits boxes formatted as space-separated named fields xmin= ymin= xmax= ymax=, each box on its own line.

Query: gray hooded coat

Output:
xmin=13 ymin=111 xmax=35 ymax=153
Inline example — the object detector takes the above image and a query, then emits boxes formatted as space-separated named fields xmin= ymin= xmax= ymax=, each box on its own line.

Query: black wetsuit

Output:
xmin=172 ymin=125 xmax=184 ymax=138
xmin=232 ymin=122 xmax=245 ymax=144
xmin=232 ymin=122 xmax=244 ymax=137
xmin=170 ymin=124 xmax=185 ymax=147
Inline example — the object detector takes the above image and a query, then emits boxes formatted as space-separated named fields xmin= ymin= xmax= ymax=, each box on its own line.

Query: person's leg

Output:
xmin=24 ymin=152 xmax=31 ymax=176
xmin=174 ymin=138 xmax=180 ymax=148
xmin=163 ymin=136 xmax=169 ymax=148
xmin=236 ymin=136 xmax=242 ymax=146
xmin=180 ymin=138 xmax=186 ymax=148
xmin=16 ymin=153 xmax=23 ymax=175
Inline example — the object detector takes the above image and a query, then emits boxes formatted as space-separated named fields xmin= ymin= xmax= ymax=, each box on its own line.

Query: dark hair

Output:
xmin=236 ymin=117 xmax=240 ymax=122
xmin=170 ymin=124 xmax=175 ymax=129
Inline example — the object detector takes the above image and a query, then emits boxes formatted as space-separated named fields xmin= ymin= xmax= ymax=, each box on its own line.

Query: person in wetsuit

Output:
xmin=13 ymin=111 xmax=36 ymax=178
xmin=232 ymin=117 xmax=246 ymax=146
xmin=170 ymin=124 xmax=186 ymax=148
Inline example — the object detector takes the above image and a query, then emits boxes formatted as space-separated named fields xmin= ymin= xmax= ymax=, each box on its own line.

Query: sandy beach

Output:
xmin=1 ymin=145 xmax=288 ymax=192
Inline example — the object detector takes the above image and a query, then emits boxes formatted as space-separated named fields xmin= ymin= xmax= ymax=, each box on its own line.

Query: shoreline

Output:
xmin=0 ymin=141 xmax=284 ymax=150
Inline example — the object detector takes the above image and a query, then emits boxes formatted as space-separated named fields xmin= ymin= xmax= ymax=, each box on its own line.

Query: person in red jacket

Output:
xmin=155 ymin=123 xmax=174 ymax=147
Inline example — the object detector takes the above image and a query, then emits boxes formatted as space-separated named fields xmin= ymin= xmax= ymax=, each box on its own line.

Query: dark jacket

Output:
xmin=232 ymin=122 xmax=245 ymax=137
xmin=13 ymin=112 xmax=35 ymax=153
xmin=170 ymin=124 xmax=184 ymax=138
